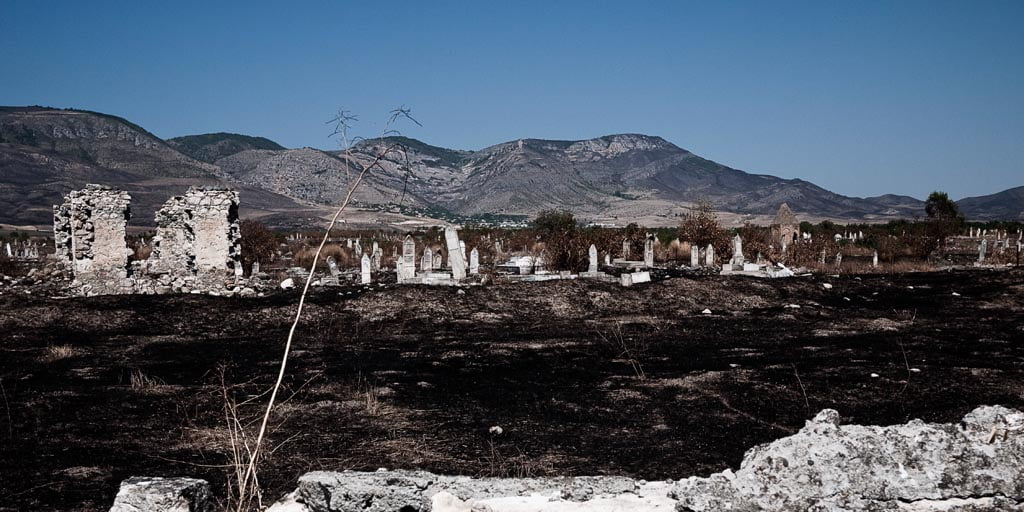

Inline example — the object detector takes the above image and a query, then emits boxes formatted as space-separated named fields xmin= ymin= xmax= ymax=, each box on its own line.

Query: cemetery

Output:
xmin=0 ymin=187 xmax=1022 ymax=510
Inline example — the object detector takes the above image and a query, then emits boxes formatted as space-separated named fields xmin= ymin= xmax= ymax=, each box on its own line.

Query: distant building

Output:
xmin=770 ymin=203 xmax=801 ymax=245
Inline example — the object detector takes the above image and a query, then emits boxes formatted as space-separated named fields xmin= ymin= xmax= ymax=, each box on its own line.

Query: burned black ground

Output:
xmin=1 ymin=269 xmax=1022 ymax=511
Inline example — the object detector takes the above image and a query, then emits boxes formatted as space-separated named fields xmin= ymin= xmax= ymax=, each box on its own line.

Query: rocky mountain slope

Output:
xmin=0 ymin=107 xmax=313 ymax=226
xmin=1 ymin=106 xmax=1020 ymax=226
xmin=958 ymin=186 xmax=1024 ymax=221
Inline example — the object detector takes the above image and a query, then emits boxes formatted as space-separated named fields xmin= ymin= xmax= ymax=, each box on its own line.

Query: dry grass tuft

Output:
xmin=129 ymin=368 xmax=164 ymax=389
xmin=42 ymin=345 xmax=82 ymax=362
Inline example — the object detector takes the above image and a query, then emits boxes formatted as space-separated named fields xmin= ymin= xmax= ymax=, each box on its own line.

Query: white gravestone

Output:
xmin=445 ymin=227 xmax=466 ymax=280
xmin=730 ymin=235 xmax=745 ymax=268
xmin=401 ymin=235 xmax=416 ymax=280
xmin=360 ymin=254 xmax=371 ymax=284
xmin=469 ymin=247 xmax=479 ymax=275
xmin=422 ymin=249 xmax=432 ymax=272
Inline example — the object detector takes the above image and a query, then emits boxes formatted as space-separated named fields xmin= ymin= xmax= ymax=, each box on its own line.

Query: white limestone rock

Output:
xmin=109 ymin=477 xmax=212 ymax=512
xmin=670 ymin=405 xmax=1024 ymax=511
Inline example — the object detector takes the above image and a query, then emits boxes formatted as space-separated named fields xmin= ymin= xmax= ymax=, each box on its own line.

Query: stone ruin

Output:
xmin=53 ymin=185 xmax=133 ymax=294
xmin=150 ymin=187 xmax=242 ymax=277
xmin=53 ymin=184 xmax=244 ymax=296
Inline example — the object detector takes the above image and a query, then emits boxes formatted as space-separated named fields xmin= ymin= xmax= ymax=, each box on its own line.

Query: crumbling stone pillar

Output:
xmin=151 ymin=196 xmax=194 ymax=275
xmin=53 ymin=184 xmax=131 ymax=284
xmin=151 ymin=187 xmax=241 ymax=278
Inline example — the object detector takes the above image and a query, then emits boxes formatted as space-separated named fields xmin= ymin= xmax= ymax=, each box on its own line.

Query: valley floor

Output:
xmin=0 ymin=269 xmax=1022 ymax=511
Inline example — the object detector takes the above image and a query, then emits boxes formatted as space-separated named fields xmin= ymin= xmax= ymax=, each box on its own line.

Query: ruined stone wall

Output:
xmin=150 ymin=196 xmax=194 ymax=275
xmin=150 ymin=187 xmax=241 ymax=277
xmin=188 ymin=188 xmax=241 ymax=274
xmin=52 ymin=185 xmax=131 ymax=288
xmin=52 ymin=184 xmax=248 ymax=296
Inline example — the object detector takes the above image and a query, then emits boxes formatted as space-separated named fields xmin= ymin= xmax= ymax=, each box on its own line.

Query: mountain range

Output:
xmin=1 ymin=106 xmax=1020 ymax=228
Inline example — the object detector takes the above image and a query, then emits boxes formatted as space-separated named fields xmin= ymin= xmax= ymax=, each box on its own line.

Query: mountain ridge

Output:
xmin=1 ymin=106 xmax=1020 ymax=226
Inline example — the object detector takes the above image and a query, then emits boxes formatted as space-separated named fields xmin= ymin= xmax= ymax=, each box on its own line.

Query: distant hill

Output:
xmin=1 ymin=106 xmax=1020 ymax=227
xmin=167 ymin=132 xmax=285 ymax=163
xmin=957 ymin=186 xmax=1024 ymax=221
xmin=0 ymin=107 xmax=311 ymax=226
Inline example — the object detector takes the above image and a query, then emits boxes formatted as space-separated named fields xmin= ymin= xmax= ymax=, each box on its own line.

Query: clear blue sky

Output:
xmin=2 ymin=1 xmax=1022 ymax=199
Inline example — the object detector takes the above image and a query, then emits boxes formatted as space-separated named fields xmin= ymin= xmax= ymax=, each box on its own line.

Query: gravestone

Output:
xmin=588 ymin=244 xmax=598 ymax=273
xmin=346 ymin=239 xmax=352 ymax=248
xmin=622 ymin=239 xmax=631 ymax=259
xmin=730 ymin=234 xmax=745 ymax=268
xmin=460 ymin=240 xmax=467 ymax=262
xmin=872 ymin=250 xmax=878 ymax=268
xmin=401 ymin=235 xmax=416 ymax=280
xmin=835 ymin=252 xmax=843 ymax=268
xmin=353 ymin=240 xmax=362 ymax=257
xmin=445 ymin=227 xmax=466 ymax=280
xmin=691 ymin=245 xmax=700 ymax=267
xmin=469 ymin=247 xmax=479 ymax=275
xmin=422 ymin=249 xmax=432 ymax=272
xmin=621 ymin=271 xmax=651 ymax=287
xmin=604 ymin=254 xmax=611 ymax=265
xmin=360 ymin=254 xmax=371 ymax=284
xmin=4 ymin=243 xmax=11 ymax=258
xmin=433 ymin=249 xmax=443 ymax=270
xmin=327 ymin=256 xmax=340 ymax=277
xmin=705 ymin=244 xmax=715 ymax=266
xmin=251 ymin=260 xmax=260 ymax=275
xmin=644 ymin=237 xmax=654 ymax=267
xmin=979 ymin=239 xmax=987 ymax=263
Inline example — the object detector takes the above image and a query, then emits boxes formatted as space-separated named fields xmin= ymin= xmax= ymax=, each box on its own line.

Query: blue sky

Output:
xmin=2 ymin=1 xmax=1022 ymax=199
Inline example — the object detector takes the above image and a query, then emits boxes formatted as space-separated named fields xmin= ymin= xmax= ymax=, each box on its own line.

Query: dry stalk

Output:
xmin=235 ymin=108 xmax=418 ymax=510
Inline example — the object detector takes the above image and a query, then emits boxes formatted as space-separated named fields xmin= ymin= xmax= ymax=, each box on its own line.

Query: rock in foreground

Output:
xmin=109 ymin=477 xmax=212 ymax=512
xmin=266 ymin=406 xmax=1024 ymax=511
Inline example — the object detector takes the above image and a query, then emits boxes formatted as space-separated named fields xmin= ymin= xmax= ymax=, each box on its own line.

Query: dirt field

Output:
xmin=1 ymin=269 xmax=1022 ymax=511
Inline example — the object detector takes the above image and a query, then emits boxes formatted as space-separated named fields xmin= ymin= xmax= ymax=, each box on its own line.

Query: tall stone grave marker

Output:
xmin=401 ymin=235 xmax=416 ymax=280
xmin=445 ymin=227 xmax=466 ymax=280
xmin=588 ymin=244 xmax=598 ymax=273
xmin=730 ymin=234 xmax=745 ymax=268
xmin=469 ymin=247 xmax=479 ymax=275
xmin=360 ymin=254 xmax=371 ymax=284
